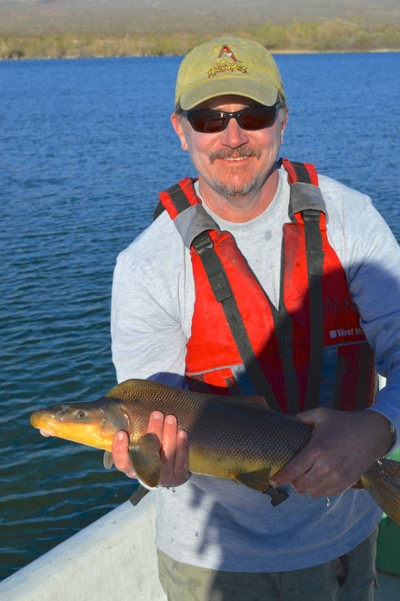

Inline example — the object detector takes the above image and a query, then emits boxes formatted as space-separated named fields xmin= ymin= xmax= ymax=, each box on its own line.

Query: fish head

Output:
xmin=30 ymin=398 xmax=132 ymax=452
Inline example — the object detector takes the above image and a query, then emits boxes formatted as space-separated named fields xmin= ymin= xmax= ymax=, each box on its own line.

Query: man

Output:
xmin=110 ymin=37 xmax=400 ymax=600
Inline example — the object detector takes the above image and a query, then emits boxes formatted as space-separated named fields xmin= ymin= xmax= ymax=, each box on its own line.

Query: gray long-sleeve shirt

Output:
xmin=111 ymin=167 xmax=400 ymax=571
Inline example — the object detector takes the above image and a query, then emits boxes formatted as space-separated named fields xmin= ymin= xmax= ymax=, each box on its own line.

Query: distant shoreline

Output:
xmin=1 ymin=20 xmax=399 ymax=60
xmin=2 ymin=49 xmax=399 ymax=61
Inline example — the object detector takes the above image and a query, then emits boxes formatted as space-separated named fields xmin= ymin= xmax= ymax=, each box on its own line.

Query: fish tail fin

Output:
xmin=361 ymin=458 xmax=400 ymax=525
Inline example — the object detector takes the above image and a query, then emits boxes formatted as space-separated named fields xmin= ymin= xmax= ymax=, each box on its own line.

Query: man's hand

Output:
xmin=270 ymin=408 xmax=393 ymax=497
xmin=111 ymin=411 xmax=190 ymax=487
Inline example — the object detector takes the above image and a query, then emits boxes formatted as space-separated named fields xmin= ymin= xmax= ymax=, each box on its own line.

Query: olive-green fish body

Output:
xmin=114 ymin=380 xmax=311 ymax=480
xmin=30 ymin=379 xmax=400 ymax=523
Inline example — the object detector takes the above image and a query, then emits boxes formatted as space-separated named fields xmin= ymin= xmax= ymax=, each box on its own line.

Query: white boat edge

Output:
xmin=0 ymin=493 xmax=400 ymax=601
xmin=0 ymin=487 xmax=399 ymax=601
xmin=0 ymin=376 xmax=398 ymax=600
xmin=0 ymin=491 xmax=167 ymax=601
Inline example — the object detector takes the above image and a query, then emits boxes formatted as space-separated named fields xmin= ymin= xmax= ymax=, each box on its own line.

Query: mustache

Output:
xmin=209 ymin=147 xmax=262 ymax=163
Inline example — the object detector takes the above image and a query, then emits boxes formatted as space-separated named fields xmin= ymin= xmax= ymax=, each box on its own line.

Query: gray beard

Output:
xmin=208 ymin=147 xmax=261 ymax=197
xmin=209 ymin=175 xmax=259 ymax=197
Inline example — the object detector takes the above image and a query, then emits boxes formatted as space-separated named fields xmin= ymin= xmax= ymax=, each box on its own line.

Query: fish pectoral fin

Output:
xmin=129 ymin=433 xmax=162 ymax=488
xmin=103 ymin=451 xmax=114 ymax=470
xmin=234 ymin=468 xmax=271 ymax=492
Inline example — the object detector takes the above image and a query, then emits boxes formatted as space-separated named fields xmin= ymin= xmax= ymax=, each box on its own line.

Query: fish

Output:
xmin=30 ymin=378 xmax=400 ymax=522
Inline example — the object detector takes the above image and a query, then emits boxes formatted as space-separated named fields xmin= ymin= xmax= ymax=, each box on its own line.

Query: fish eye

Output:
xmin=75 ymin=410 xmax=86 ymax=419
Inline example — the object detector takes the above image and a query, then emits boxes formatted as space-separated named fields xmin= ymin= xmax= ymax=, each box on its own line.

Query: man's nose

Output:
xmin=219 ymin=116 xmax=249 ymax=147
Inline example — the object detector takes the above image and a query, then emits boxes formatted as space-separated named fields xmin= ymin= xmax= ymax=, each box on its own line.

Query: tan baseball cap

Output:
xmin=175 ymin=37 xmax=286 ymax=110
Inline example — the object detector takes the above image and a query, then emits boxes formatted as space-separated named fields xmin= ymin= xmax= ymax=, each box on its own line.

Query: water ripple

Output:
xmin=0 ymin=53 xmax=399 ymax=580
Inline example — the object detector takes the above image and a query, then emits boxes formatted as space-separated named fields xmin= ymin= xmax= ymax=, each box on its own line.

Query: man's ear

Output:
xmin=280 ymin=107 xmax=289 ymax=146
xmin=171 ymin=112 xmax=189 ymax=151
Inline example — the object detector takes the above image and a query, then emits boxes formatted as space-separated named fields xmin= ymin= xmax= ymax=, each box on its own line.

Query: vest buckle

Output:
xmin=193 ymin=231 xmax=214 ymax=255
xmin=303 ymin=209 xmax=320 ymax=222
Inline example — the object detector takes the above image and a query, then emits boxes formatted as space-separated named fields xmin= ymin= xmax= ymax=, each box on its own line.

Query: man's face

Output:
xmin=171 ymin=95 xmax=288 ymax=205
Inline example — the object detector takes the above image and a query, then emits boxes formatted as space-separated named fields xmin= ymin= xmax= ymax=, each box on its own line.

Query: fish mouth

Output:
xmin=30 ymin=409 xmax=58 ymax=431
xmin=31 ymin=409 xmax=72 ymax=440
xmin=39 ymin=429 xmax=57 ymax=437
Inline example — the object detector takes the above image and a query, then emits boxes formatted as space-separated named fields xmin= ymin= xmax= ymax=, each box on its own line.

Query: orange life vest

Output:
xmin=156 ymin=159 xmax=377 ymax=415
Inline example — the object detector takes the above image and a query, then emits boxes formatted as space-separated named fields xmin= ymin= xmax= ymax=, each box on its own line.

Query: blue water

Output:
xmin=1 ymin=53 xmax=399 ymax=580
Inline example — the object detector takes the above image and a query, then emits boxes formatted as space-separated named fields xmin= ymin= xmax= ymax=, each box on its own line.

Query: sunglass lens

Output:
xmin=239 ymin=107 xmax=276 ymax=130
xmin=190 ymin=111 xmax=227 ymax=133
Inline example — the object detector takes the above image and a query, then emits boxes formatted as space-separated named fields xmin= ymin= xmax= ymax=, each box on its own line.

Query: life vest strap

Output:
xmin=155 ymin=177 xmax=199 ymax=220
xmin=289 ymin=183 xmax=327 ymax=219
xmin=129 ymin=484 xmax=150 ymax=506
xmin=303 ymin=209 xmax=325 ymax=411
xmin=281 ymin=158 xmax=319 ymax=186
xmin=275 ymin=243 xmax=301 ymax=415
xmin=192 ymin=230 xmax=283 ymax=413
xmin=281 ymin=159 xmax=326 ymax=412
xmin=355 ymin=343 xmax=377 ymax=411
xmin=175 ymin=204 xmax=220 ymax=249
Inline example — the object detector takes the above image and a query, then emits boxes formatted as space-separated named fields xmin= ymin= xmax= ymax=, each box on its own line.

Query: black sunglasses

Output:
xmin=182 ymin=102 xmax=281 ymax=134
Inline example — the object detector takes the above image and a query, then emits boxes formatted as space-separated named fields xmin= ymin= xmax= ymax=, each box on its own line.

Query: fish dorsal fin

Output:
xmin=104 ymin=379 xmax=136 ymax=399
xmin=216 ymin=395 xmax=269 ymax=411
xmin=234 ymin=468 xmax=271 ymax=491
xmin=104 ymin=378 xmax=167 ymax=400
xmin=103 ymin=451 xmax=114 ymax=469
xmin=129 ymin=433 xmax=162 ymax=488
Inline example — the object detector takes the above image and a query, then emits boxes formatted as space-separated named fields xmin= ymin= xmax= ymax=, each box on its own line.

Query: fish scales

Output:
xmin=106 ymin=379 xmax=311 ymax=476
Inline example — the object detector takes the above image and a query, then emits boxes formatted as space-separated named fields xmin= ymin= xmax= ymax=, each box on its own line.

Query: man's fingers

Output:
xmin=146 ymin=411 xmax=164 ymax=449
xmin=160 ymin=415 xmax=178 ymax=462
xmin=159 ymin=414 xmax=179 ymax=484
xmin=271 ymin=409 xmax=395 ymax=498
xmin=270 ymin=450 xmax=315 ymax=488
xmin=111 ymin=413 xmax=190 ymax=487
xmin=156 ymin=414 xmax=190 ymax=487
xmin=296 ymin=469 xmax=354 ymax=498
xmin=174 ymin=429 xmax=190 ymax=482
xmin=112 ymin=430 xmax=138 ymax=479
xmin=295 ymin=409 xmax=320 ymax=426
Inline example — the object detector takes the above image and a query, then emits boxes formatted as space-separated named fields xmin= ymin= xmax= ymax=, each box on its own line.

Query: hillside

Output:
xmin=1 ymin=0 xmax=400 ymax=38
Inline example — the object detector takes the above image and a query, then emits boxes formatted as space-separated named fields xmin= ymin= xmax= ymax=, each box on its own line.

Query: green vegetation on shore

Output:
xmin=1 ymin=18 xmax=399 ymax=60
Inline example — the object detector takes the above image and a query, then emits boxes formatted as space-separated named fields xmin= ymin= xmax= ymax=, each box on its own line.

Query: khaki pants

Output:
xmin=157 ymin=527 xmax=379 ymax=601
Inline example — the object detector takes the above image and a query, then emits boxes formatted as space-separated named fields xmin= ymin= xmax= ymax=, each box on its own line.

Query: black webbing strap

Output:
xmin=333 ymin=354 xmax=346 ymax=411
xmin=289 ymin=161 xmax=312 ymax=183
xmin=166 ymin=182 xmax=193 ymax=212
xmin=192 ymin=230 xmax=282 ymax=413
xmin=281 ymin=158 xmax=318 ymax=187
xmin=337 ymin=554 xmax=349 ymax=588
xmin=303 ymin=209 xmax=325 ymax=411
xmin=129 ymin=484 xmax=150 ymax=506
xmin=273 ymin=239 xmax=300 ymax=415
xmin=188 ymin=377 xmax=212 ymax=394
xmin=154 ymin=179 xmax=196 ymax=221
xmin=154 ymin=201 xmax=165 ymax=220
xmin=285 ymin=161 xmax=325 ymax=412
xmin=355 ymin=343 xmax=376 ymax=411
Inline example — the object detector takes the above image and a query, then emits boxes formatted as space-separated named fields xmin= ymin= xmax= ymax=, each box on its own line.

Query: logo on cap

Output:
xmin=208 ymin=43 xmax=248 ymax=78
xmin=217 ymin=44 xmax=239 ymax=63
